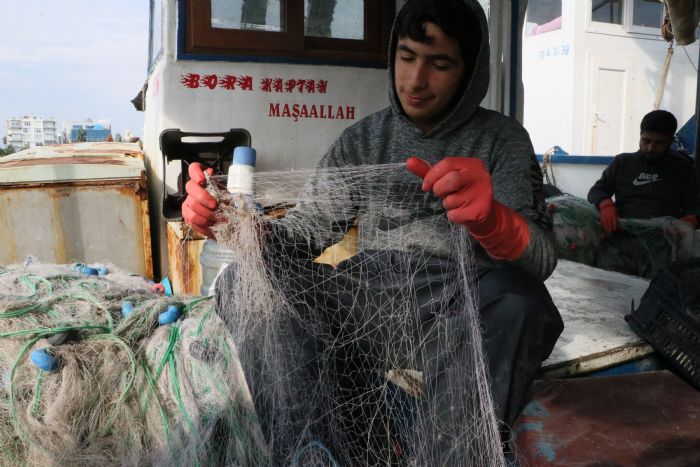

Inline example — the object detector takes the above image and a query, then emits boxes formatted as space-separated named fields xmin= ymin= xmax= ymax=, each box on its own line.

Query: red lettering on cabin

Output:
xmin=239 ymin=75 xmax=253 ymax=91
xmin=202 ymin=74 xmax=218 ymax=90
xmin=219 ymin=75 xmax=238 ymax=90
xmin=180 ymin=72 xmax=332 ymax=95
xmin=260 ymin=78 xmax=273 ymax=92
xmin=267 ymin=102 xmax=356 ymax=122
xmin=181 ymin=73 xmax=201 ymax=88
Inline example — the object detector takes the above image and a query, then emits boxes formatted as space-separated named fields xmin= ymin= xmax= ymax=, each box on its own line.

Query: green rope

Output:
xmin=0 ymin=303 xmax=46 ymax=319
xmin=140 ymin=360 xmax=175 ymax=457
xmin=153 ymin=326 xmax=180 ymax=383
xmin=30 ymin=372 xmax=44 ymax=417
xmin=19 ymin=274 xmax=53 ymax=299
xmin=87 ymin=334 xmax=138 ymax=436
xmin=0 ymin=324 xmax=110 ymax=340
xmin=168 ymin=347 xmax=200 ymax=467
xmin=8 ymin=335 xmax=44 ymax=447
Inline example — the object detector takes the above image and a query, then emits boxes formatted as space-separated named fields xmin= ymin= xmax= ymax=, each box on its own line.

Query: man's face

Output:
xmin=394 ymin=22 xmax=466 ymax=133
xmin=639 ymin=131 xmax=673 ymax=161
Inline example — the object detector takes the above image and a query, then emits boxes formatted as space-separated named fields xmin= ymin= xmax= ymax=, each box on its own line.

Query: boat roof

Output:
xmin=0 ymin=142 xmax=144 ymax=184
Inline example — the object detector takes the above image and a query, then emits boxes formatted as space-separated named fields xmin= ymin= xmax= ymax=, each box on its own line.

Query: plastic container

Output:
xmin=625 ymin=259 xmax=700 ymax=389
xmin=199 ymin=146 xmax=256 ymax=296
xmin=200 ymin=239 xmax=235 ymax=296
xmin=227 ymin=146 xmax=257 ymax=195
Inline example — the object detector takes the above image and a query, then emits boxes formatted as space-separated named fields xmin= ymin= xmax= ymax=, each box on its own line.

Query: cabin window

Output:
xmin=184 ymin=0 xmax=391 ymax=67
xmin=305 ymin=0 xmax=364 ymax=40
xmin=631 ymin=0 xmax=663 ymax=29
xmin=211 ymin=0 xmax=284 ymax=32
xmin=525 ymin=0 xmax=563 ymax=36
xmin=592 ymin=0 xmax=623 ymax=25
xmin=149 ymin=0 xmax=164 ymax=68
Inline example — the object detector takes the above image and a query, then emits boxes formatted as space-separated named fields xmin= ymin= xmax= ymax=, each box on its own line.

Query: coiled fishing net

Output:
xmin=209 ymin=162 xmax=506 ymax=466
xmin=0 ymin=261 xmax=266 ymax=466
xmin=547 ymin=193 xmax=695 ymax=277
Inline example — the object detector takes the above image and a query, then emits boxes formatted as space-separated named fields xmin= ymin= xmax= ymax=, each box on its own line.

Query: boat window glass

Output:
xmin=211 ymin=0 xmax=284 ymax=32
xmin=149 ymin=0 xmax=164 ymax=68
xmin=526 ymin=0 xmax=562 ymax=37
xmin=304 ymin=0 xmax=364 ymax=40
xmin=185 ymin=0 xmax=390 ymax=66
xmin=631 ymin=0 xmax=663 ymax=28
xmin=592 ymin=0 xmax=623 ymax=24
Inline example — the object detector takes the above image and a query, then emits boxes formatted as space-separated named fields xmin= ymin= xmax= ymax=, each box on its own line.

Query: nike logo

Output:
xmin=632 ymin=173 xmax=659 ymax=186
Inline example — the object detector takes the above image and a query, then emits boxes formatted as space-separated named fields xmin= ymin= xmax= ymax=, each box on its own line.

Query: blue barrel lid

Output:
xmin=232 ymin=146 xmax=256 ymax=167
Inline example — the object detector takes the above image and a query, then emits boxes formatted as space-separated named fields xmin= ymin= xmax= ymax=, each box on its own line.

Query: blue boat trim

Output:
xmin=536 ymin=154 xmax=614 ymax=165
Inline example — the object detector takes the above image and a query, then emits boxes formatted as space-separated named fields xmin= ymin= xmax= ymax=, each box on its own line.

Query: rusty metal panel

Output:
xmin=0 ymin=143 xmax=152 ymax=277
xmin=0 ymin=181 xmax=151 ymax=276
xmin=167 ymin=221 xmax=205 ymax=296
xmin=513 ymin=371 xmax=700 ymax=466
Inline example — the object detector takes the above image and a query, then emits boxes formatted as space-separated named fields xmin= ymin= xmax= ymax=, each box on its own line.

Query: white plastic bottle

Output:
xmin=199 ymin=146 xmax=257 ymax=296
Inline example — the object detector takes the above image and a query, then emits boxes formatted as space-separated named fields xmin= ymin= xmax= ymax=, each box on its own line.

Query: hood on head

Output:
xmin=388 ymin=0 xmax=490 ymax=135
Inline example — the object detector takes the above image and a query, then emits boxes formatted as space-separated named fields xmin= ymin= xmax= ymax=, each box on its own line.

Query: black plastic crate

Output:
xmin=159 ymin=129 xmax=251 ymax=220
xmin=625 ymin=259 xmax=700 ymax=389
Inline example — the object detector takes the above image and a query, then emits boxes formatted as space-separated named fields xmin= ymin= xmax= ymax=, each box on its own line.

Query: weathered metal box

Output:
xmin=0 ymin=143 xmax=153 ymax=278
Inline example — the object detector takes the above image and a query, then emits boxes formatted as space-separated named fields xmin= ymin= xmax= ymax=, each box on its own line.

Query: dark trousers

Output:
xmin=216 ymin=250 xmax=563 ymax=465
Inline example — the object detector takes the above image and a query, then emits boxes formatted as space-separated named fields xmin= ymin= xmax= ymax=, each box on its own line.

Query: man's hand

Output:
xmin=598 ymin=198 xmax=618 ymax=233
xmin=182 ymin=163 xmax=218 ymax=238
xmin=678 ymin=214 xmax=698 ymax=228
xmin=406 ymin=156 xmax=530 ymax=261
xmin=406 ymin=157 xmax=495 ymax=233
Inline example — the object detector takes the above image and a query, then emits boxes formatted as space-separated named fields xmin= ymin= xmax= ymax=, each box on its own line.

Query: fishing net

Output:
xmin=209 ymin=162 xmax=506 ymax=466
xmin=547 ymin=193 xmax=696 ymax=277
xmin=0 ymin=261 xmax=266 ymax=466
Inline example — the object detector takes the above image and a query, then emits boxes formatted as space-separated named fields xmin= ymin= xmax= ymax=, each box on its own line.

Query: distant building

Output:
xmin=5 ymin=115 xmax=57 ymax=149
xmin=62 ymin=119 xmax=112 ymax=143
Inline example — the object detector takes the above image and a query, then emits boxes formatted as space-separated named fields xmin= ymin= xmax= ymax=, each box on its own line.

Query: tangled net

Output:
xmin=0 ymin=261 xmax=266 ymax=466
xmin=547 ymin=193 xmax=695 ymax=275
xmin=210 ymin=163 xmax=506 ymax=466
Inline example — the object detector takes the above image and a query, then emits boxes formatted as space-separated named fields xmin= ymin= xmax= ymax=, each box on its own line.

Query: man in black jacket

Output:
xmin=588 ymin=110 xmax=699 ymax=276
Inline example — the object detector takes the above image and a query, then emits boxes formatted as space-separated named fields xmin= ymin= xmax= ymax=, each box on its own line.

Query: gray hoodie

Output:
xmin=272 ymin=0 xmax=556 ymax=281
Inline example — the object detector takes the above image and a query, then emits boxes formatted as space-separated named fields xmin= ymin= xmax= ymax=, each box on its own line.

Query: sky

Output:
xmin=0 ymin=1 xmax=150 ymax=145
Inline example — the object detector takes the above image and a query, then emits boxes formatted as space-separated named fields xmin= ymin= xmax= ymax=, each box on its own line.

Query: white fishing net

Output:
xmin=547 ymin=193 xmax=696 ymax=277
xmin=0 ymin=261 xmax=266 ymax=466
xmin=0 ymin=161 xmax=508 ymax=466
xmin=210 ymin=162 xmax=506 ymax=466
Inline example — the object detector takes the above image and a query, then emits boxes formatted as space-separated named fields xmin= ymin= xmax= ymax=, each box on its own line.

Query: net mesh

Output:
xmin=547 ymin=193 xmax=695 ymax=276
xmin=210 ymin=163 xmax=506 ymax=466
xmin=0 ymin=161 xmax=508 ymax=466
xmin=0 ymin=261 xmax=266 ymax=466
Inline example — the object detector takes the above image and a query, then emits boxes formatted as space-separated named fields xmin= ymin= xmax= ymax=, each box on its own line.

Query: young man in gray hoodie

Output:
xmin=184 ymin=0 xmax=563 ymax=463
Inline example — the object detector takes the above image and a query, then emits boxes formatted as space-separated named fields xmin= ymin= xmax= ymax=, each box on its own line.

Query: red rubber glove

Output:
xmin=406 ymin=157 xmax=531 ymax=261
xmin=182 ymin=163 xmax=218 ymax=238
xmin=598 ymin=198 xmax=618 ymax=233
xmin=679 ymin=214 xmax=698 ymax=228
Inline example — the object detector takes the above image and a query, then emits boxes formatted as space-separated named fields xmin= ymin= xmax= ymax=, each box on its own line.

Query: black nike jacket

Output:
xmin=587 ymin=150 xmax=700 ymax=219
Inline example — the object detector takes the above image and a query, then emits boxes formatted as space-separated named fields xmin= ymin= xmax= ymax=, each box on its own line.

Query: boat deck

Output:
xmin=543 ymin=260 xmax=652 ymax=378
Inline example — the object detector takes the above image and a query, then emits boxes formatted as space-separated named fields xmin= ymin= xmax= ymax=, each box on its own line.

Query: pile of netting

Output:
xmin=209 ymin=162 xmax=506 ymax=466
xmin=547 ymin=193 xmax=696 ymax=275
xmin=0 ymin=261 xmax=266 ymax=466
